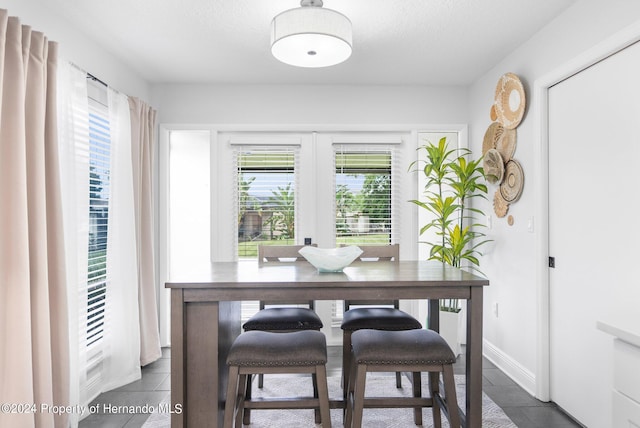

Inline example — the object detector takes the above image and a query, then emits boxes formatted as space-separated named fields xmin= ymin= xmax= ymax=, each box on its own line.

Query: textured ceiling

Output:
xmin=47 ymin=0 xmax=576 ymax=85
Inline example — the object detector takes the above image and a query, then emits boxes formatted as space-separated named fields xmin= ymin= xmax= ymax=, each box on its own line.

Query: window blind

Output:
xmin=334 ymin=147 xmax=398 ymax=245
xmin=86 ymin=93 xmax=111 ymax=348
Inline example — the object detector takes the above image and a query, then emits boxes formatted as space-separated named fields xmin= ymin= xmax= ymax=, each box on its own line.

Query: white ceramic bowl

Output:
xmin=298 ymin=245 xmax=363 ymax=273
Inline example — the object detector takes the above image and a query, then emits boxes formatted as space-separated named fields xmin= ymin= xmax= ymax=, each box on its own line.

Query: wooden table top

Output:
xmin=166 ymin=260 xmax=489 ymax=300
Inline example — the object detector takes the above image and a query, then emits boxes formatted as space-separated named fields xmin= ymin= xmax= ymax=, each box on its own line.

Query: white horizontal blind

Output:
xmin=332 ymin=145 xmax=400 ymax=323
xmin=233 ymin=146 xmax=299 ymax=322
xmin=86 ymin=98 xmax=110 ymax=348
xmin=334 ymin=146 xmax=398 ymax=245
xmin=82 ymin=83 xmax=112 ymax=400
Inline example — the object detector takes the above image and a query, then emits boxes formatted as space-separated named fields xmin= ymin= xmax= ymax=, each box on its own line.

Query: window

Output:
xmin=234 ymin=147 xmax=298 ymax=259
xmin=86 ymin=81 xmax=111 ymax=347
xmin=335 ymin=148 xmax=394 ymax=246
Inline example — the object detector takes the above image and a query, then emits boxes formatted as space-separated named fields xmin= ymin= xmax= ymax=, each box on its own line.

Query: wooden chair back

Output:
xmin=258 ymin=244 xmax=315 ymax=266
xmin=258 ymin=244 xmax=316 ymax=308
xmin=353 ymin=243 xmax=399 ymax=262
xmin=344 ymin=244 xmax=400 ymax=309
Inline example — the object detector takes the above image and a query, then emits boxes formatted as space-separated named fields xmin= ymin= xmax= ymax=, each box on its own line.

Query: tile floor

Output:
xmin=79 ymin=346 xmax=583 ymax=428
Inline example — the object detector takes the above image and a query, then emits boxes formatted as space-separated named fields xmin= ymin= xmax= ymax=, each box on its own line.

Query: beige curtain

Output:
xmin=0 ymin=10 xmax=70 ymax=428
xmin=129 ymin=97 xmax=161 ymax=365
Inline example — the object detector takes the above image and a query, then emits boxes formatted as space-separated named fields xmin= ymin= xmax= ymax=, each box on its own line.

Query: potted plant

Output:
xmin=409 ymin=137 xmax=489 ymax=354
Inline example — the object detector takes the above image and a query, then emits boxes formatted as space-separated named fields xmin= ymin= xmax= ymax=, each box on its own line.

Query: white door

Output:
xmin=548 ymin=41 xmax=640 ymax=427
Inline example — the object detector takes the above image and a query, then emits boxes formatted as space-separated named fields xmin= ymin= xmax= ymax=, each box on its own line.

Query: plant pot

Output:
xmin=439 ymin=309 xmax=462 ymax=357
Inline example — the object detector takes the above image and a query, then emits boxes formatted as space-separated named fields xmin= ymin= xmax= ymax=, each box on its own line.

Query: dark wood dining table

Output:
xmin=166 ymin=260 xmax=489 ymax=427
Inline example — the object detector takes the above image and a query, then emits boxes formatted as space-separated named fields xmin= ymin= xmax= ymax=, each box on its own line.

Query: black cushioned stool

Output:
xmin=345 ymin=329 xmax=460 ymax=428
xmin=223 ymin=330 xmax=332 ymax=428
xmin=341 ymin=307 xmax=422 ymax=395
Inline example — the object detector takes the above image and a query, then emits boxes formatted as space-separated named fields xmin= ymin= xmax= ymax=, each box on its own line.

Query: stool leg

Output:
xmin=242 ymin=374 xmax=252 ymax=425
xmin=396 ymin=371 xmax=403 ymax=388
xmin=344 ymin=356 xmax=357 ymax=427
xmin=258 ymin=373 xmax=264 ymax=388
xmin=351 ymin=364 xmax=368 ymax=428
xmin=412 ymin=371 xmax=423 ymax=425
xmin=236 ymin=374 xmax=248 ymax=428
xmin=442 ymin=365 xmax=461 ymax=428
xmin=342 ymin=330 xmax=352 ymax=393
xmin=223 ymin=366 xmax=239 ymax=428
xmin=315 ymin=365 xmax=332 ymax=428
xmin=429 ymin=371 xmax=442 ymax=428
xmin=312 ymin=372 xmax=321 ymax=423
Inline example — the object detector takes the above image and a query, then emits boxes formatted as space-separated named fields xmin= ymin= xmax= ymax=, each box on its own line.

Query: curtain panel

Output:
xmin=129 ymin=98 xmax=161 ymax=366
xmin=0 ymin=9 xmax=71 ymax=428
xmin=0 ymin=9 xmax=161 ymax=426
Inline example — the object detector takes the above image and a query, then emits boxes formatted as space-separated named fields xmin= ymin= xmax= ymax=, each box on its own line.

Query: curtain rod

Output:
xmin=69 ymin=61 xmax=122 ymax=95
xmin=87 ymin=72 xmax=107 ymax=88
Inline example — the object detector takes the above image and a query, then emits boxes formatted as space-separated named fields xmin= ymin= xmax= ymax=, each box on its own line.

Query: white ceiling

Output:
xmin=49 ymin=0 xmax=575 ymax=86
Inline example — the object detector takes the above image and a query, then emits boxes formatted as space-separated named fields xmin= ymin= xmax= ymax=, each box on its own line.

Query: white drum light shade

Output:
xmin=271 ymin=6 xmax=352 ymax=68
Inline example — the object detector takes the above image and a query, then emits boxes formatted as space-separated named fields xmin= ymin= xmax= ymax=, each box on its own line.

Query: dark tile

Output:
xmin=483 ymin=357 xmax=497 ymax=369
xmin=483 ymin=367 xmax=520 ymax=387
xmin=519 ymin=405 xmax=583 ymax=427
xmin=88 ymin=391 xmax=169 ymax=415
xmin=79 ymin=412 xmax=133 ymax=428
xmin=156 ymin=374 xmax=171 ymax=391
xmin=123 ymin=413 xmax=152 ymax=427
xmin=499 ymin=407 xmax=540 ymax=428
xmin=483 ymin=384 xmax=548 ymax=408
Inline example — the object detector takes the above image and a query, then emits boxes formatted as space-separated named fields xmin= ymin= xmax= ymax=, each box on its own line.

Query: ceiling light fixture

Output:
xmin=271 ymin=0 xmax=352 ymax=68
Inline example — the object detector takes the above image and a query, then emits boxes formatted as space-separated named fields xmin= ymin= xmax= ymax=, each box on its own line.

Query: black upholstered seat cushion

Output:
xmin=341 ymin=307 xmax=422 ymax=331
xmin=243 ymin=307 xmax=323 ymax=331
xmin=351 ymin=329 xmax=456 ymax=365
xmin=227 ymin=330 xmax=328 ymax=367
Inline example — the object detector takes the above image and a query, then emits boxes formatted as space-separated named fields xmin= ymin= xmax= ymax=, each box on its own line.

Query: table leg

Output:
xmin=465 ymin=287 xmax=483 ymax=428
xmin=171 ymin=289 xmax=186 ymax=428
xmin=186 ymin=302 xmax=221 ymax=427
xmin=171 ymin=291 xmax=240 ymax=428
xmin=428 ymin=299 xmax=440 ymax=332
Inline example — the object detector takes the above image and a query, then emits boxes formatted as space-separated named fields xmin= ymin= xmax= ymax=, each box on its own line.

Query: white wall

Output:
xmin=3 ymin=0 xmax=150 ymax=101
xmin=467 ymin=0 xmax=640 ymax=398
xmin=151 ymin=84 xmax=468 ymax=125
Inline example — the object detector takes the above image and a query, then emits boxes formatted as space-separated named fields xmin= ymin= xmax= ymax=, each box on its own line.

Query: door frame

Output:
xmin=533 ymin=21 xmax=640 ymax=401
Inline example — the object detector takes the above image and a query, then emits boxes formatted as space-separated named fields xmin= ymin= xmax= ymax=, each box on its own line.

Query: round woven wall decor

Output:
xmin=482 ymin=122 xmax=504 ymax=155
xmin=493 ymin=191 xmax=509 ymax=218
xmin=496 ymin=128 xmax=517 ymax=162
xmin=494 ymin=73 xmax=526 ymax=129
xmin=499 ymin=159 xmax=524 ymax=203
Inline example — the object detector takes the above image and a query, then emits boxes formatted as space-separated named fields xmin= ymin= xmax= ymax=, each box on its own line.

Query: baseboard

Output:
xmin=483 ymin=338 xmax=537 ymax=397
